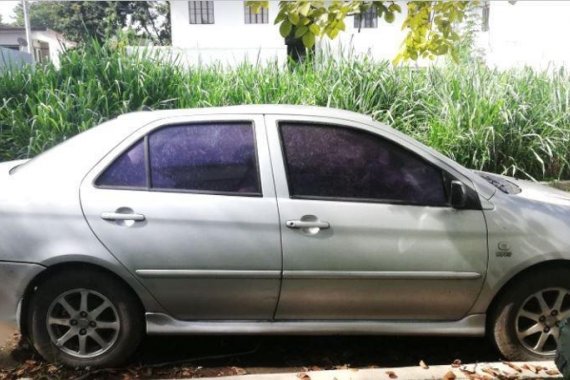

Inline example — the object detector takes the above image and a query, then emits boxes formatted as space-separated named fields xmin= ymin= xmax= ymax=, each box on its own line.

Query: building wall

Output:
xmin=0 ymin=30 xmax=24 ymax=49
xmin=480 ymin=1 xmax=570 ymax=70
xmin=170 ymin=1 xmax=287 ymax=65
xmin=169 ymin=1 xmax=570 ymax=70
xmin=317 ymin=4 xmax=408 ymax=62
xmin=31 ymin=30 xmax=70 ymax=66
xmin=0 ymin=29 xmax=71 ymax=67
xmin=170 ymin=1 xmax=410 ymax=65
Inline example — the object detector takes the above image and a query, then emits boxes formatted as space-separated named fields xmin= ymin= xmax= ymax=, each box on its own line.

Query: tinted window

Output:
xmin=244 ymin=4 xmax=268 ymax=24
xmin=280 ymin=123 xmax=447 ymax=206
xmin=189 ymin=1 xmax=214 ymax=24
xmin=149 ymin=123 xmax=260 ymax=194
xmin=354 ymin=6 xmax=378 ymax=28
xmin=96 ymin=140 xmax=146 ymax=188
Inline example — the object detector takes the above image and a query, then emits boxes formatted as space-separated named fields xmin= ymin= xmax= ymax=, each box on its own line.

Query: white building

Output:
xmin=169 ymin=1 xmax=287 ymax=66
xmin=0 ymin=26 xmax=72 ymax=66
xmin=477 ymin=1 xmax=570 ymax=70
xmin=168 ymin=1 xmax=570 ymax=69
xmin=169 ymin=0 xmax=408 ymax=66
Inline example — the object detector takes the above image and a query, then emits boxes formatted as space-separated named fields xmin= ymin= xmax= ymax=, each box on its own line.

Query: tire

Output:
xmin=28 ymin=268 xmax=144 ymax=368
xmin=491 ymin=268 xmax=570 ymax=361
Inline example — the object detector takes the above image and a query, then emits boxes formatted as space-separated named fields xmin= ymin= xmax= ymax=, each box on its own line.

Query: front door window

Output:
xmin=280 ymin=122 xmax=447 ymax=206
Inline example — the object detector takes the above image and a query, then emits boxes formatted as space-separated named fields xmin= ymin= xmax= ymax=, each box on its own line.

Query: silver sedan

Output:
xmin=1 ymin=105 xmax=569 ymax=368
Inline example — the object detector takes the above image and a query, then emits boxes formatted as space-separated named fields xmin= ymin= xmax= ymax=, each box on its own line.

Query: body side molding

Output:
xmin=135 ymin=270 xmax=481 ymax=280
xmin=282 ymin=271 xmax=482 ymax=280
xmin=135 ymin=269 xmax=281 ymax=279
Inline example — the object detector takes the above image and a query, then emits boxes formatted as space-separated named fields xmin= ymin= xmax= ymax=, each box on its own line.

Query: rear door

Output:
xmin=80 ymin=114 xmax=282 ymax=320
xmin=266 ymin=115 xmax=489 ymax=321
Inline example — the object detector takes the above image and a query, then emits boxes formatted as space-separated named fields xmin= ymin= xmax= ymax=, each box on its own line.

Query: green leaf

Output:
xmin=295 ymin=25 xmax=308 ymax=38
xmin=389 ymin=3 xmax=402 ymax=13
xmin=279 ymin=20 xmax=292 ymax=37
xmin=392 ymin=52 xmax=404 ymax=66
xmin=450 ymin=48 xmax=459 ymax=63
xmin=288 ymin=13 xmax=300 ymax=25
xmin=274 ymin=11 xmax=286 ymax=24
xmin=436 ymin=45 xmax=448 ymax=54
xmin=309 ymin=23 xmax=320 ymax=35
xmin=302 ymin=31 xmax=315 ymax=48
xmin=299 ymin=2 xmax=311 ymax=16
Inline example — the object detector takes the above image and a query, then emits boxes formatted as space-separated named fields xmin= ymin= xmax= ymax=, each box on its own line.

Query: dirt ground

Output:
xmin=0 ymin=323 xmax=502 ymax=379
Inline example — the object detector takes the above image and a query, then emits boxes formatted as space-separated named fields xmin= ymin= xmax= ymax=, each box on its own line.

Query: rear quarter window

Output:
xmin=95 ymin=139 xmax=146 ymax=188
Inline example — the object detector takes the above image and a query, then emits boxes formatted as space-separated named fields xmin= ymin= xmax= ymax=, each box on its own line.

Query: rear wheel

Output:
xmin=491 ymin=268 xmax=570 ymax=361
xmin=28 ymin=268 xmax=144 ymax=368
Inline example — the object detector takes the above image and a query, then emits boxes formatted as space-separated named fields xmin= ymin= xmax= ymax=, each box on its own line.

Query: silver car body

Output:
xmin=1 ymin=105 xmax=569 ymax=337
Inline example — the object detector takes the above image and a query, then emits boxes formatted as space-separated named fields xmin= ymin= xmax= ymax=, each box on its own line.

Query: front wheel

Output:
xmin=491 ymin=268 xmax=570 ymax=361
xmin=28 ymin=268 xmax=144 ymax=368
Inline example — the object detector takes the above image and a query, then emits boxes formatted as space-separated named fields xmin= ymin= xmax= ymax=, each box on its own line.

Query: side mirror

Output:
xmin=450 ymin=180 xmax=467 ymax=209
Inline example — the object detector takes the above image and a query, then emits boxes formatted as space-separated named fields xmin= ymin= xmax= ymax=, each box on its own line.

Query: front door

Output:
xmin=80 ymin=115 xmax=281 ymax=320
xmin=266 ymin=115 xmax=488 ymax=320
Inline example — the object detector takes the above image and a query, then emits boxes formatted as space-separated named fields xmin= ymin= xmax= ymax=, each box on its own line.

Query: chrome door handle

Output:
xmin=101 ymin=212 xmax=146 ymax=222
xmin=286 ymin=220 xmax=330 ymax=229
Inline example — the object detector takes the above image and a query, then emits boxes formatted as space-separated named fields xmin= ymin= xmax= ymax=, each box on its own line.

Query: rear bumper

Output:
xmin=0 ymin=261 xmax=44 ymax=324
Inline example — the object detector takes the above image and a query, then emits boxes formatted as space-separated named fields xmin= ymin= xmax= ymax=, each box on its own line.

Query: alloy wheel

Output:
xmin=46 ymin=289 xmax=120 ymax=359
xmin=516 ymin=287 xmax=570 ymax=356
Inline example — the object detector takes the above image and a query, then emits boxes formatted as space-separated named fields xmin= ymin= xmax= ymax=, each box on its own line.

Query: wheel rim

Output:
xmin=46 ymin=288 xmax=120 ymax=359
xmin=516 ymin=287 xmax=570 ymax=356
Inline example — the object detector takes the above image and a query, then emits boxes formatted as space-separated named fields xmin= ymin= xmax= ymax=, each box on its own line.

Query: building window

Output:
xmin=354 ymin=6 xmax=378 ymax=29
xmin=34 ymin=41 xmax=50 ymax=63
xmin=244 ymin=3 xmax=269 ymax=24
xmin=189 ymin=1 xmax=215 ymax=24
xmin=481 ymin=1 xmax=490 ymax=32
xmin=1 ymin=45 xmax=20 ymax=51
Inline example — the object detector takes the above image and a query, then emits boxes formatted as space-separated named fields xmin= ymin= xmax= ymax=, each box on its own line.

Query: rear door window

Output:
xmin=96 ymin=122 xmax=261 ymax=196
xmin=148 ymin=123 xmax=261 ymax=195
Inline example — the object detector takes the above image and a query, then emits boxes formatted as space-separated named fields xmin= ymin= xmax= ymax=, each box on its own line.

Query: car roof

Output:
xmin=117 ymin=104 xmax=374 ymax=125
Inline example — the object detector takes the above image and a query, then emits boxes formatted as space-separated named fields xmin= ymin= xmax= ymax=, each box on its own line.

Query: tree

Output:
xmin=12 ymin=1 xmax=171 ymax=45
xmin=13 ymin=1 xmax=62 ymax=30
xmin=247 ymin=0 xmax=472 ymax=64
xmin=122 ymin=1 xmax=171 ymax=45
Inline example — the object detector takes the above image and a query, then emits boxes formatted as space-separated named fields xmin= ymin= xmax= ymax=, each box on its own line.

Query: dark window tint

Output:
xmin=149 ymin=123 xmax=260 ymax=194
xmin=481 ymin=2 xmax=490 ymax=32
xmin=189 ymin=1 xmax=214 ymax=24
xmin=280 ymin=123 xmax=447 ymax=205
xmin=354 ymin=6 xmax=378 ymax=28
xmin=96 ymin=140 xmax=146 ymax=188
xmin=244 ymin=3 xmax=269 ymax=24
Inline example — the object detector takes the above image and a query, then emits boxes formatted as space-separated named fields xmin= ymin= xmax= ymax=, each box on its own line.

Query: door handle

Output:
xmin=101 ymin=212 xmax=146 ymax=222
xmin=286 ymin=220 xmax=330 ymax=229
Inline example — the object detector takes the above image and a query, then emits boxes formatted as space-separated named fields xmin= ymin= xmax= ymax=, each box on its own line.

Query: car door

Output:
xmin=80 ymin=114 xmax=282 ymax=320
xmin=265 ymin=115 xmax=489 ymax=321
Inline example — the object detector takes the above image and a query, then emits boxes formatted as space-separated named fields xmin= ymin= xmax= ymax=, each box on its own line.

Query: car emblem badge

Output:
xmin=496 ymin=242 xmax=512 ymax=257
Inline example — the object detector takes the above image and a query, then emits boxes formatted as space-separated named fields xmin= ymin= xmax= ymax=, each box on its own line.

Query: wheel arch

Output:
xmin=19 ymin=261 xmax=148 ymax=339
xmin=486 ymin=259 xmax=570 ymax=329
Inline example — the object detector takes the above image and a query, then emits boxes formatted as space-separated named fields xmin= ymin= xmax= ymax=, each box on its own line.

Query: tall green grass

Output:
xmin=1 ymin=42 xmax=569 ymax=180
